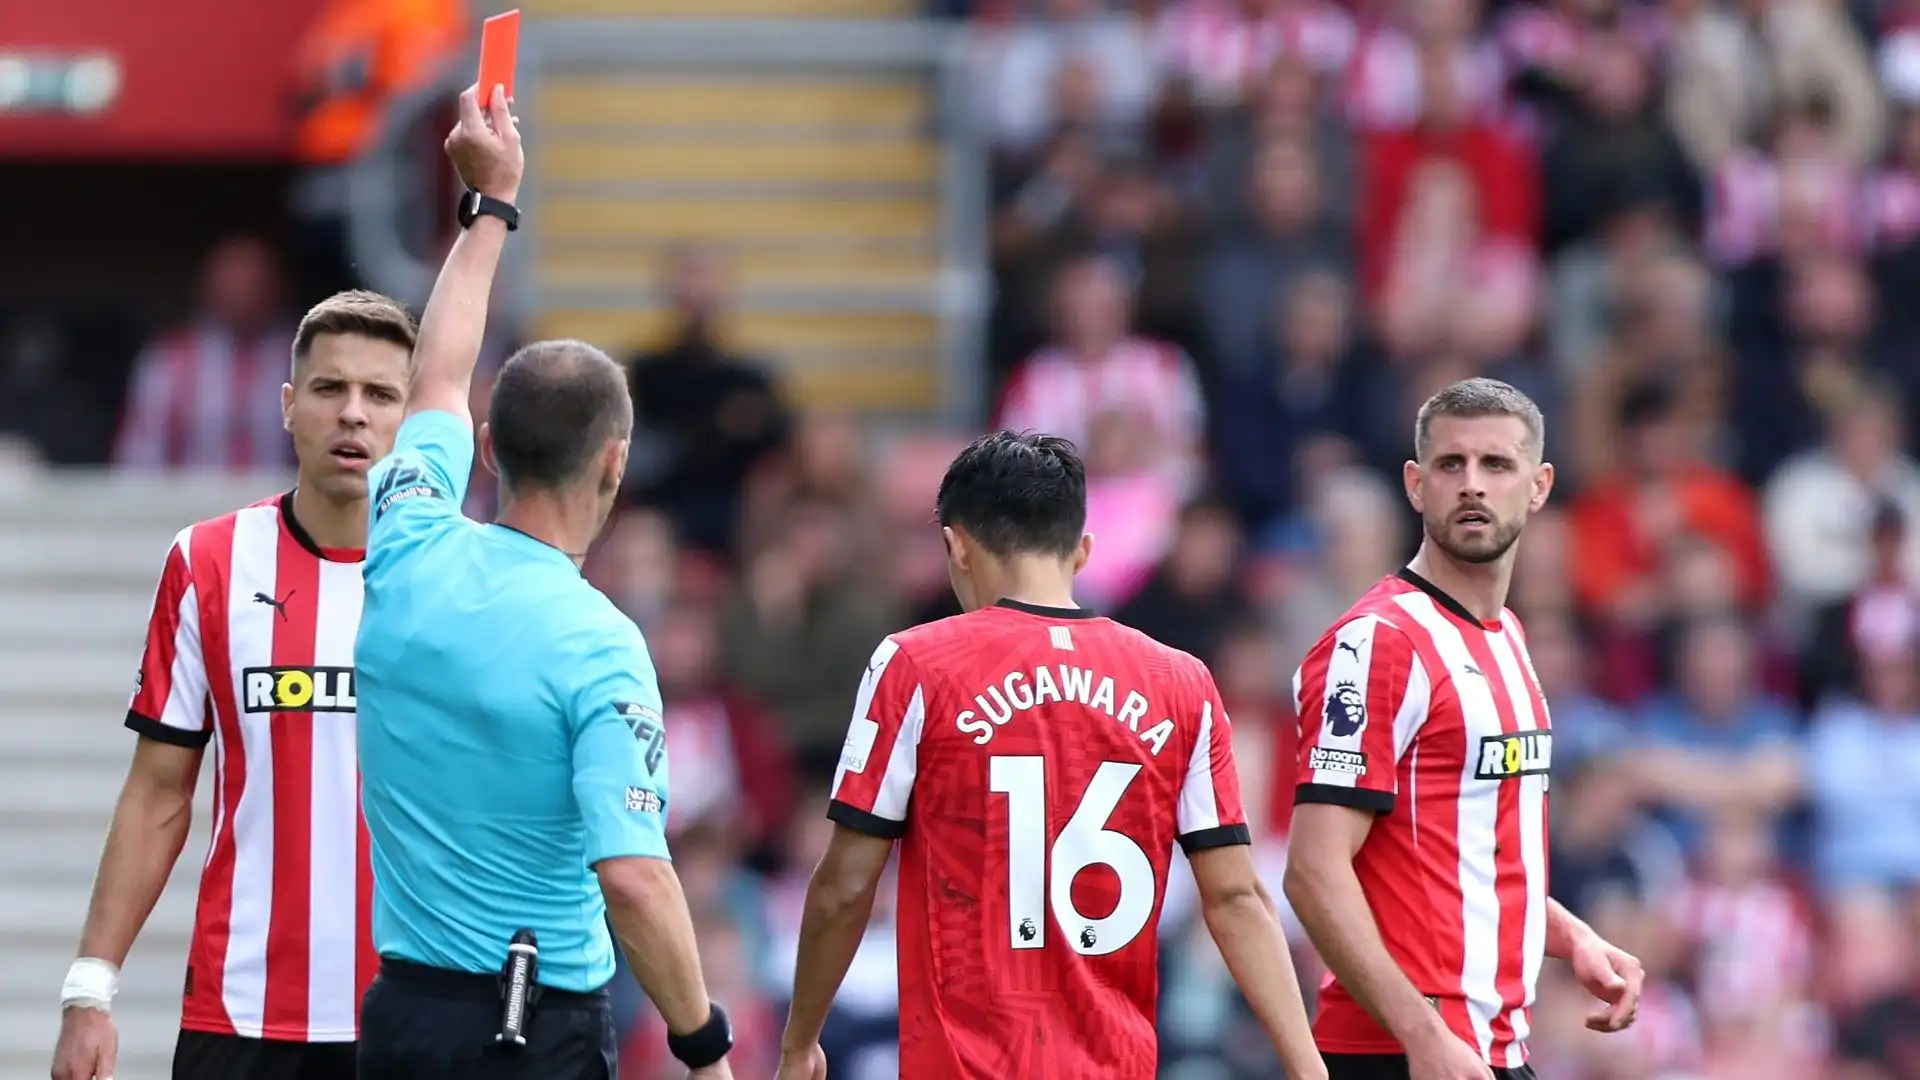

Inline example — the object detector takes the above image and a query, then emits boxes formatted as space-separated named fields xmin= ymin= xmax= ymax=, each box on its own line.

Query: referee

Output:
xmin=352 ymin=86 xmax=734 ymax=1079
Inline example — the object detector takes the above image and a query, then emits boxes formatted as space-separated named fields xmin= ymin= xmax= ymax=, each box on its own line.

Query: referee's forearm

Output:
xmin=1283 ymin=854 xmax=1448 ymax=1050
xmin=409 ymin=215 xmax=512 ymax=415
xmin=600 ymin=858 xmax=712 ymax=1034
xmin=780 ymin=868 xmax=880 ymax=1051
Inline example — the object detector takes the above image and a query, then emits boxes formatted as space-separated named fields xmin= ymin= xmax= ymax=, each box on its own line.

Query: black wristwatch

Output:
xmin=457 ymin=189 xmax=520 ymax=231
xmin=666 ymin=1003 xmax=733 ymax=1069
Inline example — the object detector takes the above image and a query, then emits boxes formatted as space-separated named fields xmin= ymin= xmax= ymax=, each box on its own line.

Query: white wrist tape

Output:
xmin=61 ymin=958 xmax=120 ymax=1012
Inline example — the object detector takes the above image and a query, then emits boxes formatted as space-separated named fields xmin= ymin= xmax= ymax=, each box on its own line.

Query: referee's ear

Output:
xmin=478 ymin=422 xmax=501 ymax=477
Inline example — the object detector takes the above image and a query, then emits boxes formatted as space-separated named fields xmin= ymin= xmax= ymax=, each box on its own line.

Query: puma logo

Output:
xmin=1337 ymin=641 xmax=1363 ymax=660
xmin=252 ymin=590 xmax=293 ymax=621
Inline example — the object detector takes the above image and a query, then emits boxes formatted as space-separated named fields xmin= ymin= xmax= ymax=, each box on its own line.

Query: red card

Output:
xmin=478 ymin=10 xmax=521 ymax=107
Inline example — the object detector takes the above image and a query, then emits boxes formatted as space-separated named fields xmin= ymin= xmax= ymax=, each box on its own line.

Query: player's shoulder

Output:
xmin=166 ymin=494 xmax=290 ymax=570
xmin=549 ymin=583 xmax=648 ymax=661
xmin=1302 ymin=576 xmax=1427 ymax=657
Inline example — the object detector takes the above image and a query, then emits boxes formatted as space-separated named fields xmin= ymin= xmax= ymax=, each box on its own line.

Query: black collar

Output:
xmin=279 ymin=491 xmax=325 ymax=559
xmin=1395 ymin=566 xmax=1485 ymax=626
xmin=995 ymin=598 xmax=1099 ymax=619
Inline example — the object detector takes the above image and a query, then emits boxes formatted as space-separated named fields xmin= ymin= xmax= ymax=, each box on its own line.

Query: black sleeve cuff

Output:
xmin=1178 ymin=823 xmax=1252 ymax=853
xmin=827 ymin=799 xmax=906 ymax=840
xmin=1295 ymin=783 xmax=1393 ymax=815
xmin=125 ymin=710 xmax=212 ymax=749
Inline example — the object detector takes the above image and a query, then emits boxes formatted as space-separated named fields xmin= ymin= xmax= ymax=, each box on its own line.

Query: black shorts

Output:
xmin=1324 ymin=1053 xmax=1538 ymax=1080
xmin=356 ymin=957 xmax=617 ymax=1080
xmin=173 ymin=1030 xmax=355 ymax=1080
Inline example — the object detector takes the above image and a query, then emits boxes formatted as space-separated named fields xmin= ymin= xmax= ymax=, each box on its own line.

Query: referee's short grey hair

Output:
xmin=1413 ymin=378 xmax=1545 ymax=463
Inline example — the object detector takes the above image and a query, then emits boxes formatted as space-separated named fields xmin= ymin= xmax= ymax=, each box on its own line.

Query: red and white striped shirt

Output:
xmin=125 ymin=492 xmax=373 ymax=1042
xmin=113 ymin=327 xmax=298 ymax=472
xmin=1292 ymin=569 xmax=1551 ymax=1068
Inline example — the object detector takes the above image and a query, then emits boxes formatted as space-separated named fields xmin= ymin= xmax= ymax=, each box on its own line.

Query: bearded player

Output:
xmin=774 ymin=431 xmax=1324 ymax=1080
xmin=1284 ymin=378 xmax=1646 ymax=1080
xmin=51 ymin=291 xmax=415 ymax=1080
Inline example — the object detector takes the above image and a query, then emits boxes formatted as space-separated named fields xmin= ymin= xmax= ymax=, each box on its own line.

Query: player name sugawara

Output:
xmin=956 ymin=664 xmax=1176 ymax=754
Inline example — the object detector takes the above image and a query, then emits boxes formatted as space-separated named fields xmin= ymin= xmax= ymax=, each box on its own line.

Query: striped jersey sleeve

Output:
xmin=125 ymin=528 xmax=213 ymax=748
xmin=1175 ymin=670 xmax=1251 ymax=852
xmin=827 ymin=637 xmax=926 ymax=840
xmin=1292 ymin=615 xmax=1432 ymax=814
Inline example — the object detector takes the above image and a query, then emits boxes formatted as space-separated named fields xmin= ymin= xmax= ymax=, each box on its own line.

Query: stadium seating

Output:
xmin=0 ymin=471 xmax=288 ymax=1078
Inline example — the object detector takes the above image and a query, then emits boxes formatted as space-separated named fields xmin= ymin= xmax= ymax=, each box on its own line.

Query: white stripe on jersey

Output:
xmin=873 ymin=687 xmax=927 ymax=821
xmin=1395 ymin=592 xmax=1504 ymax=1061
xmin=1177 ymin=701 xmax=1221 ymax=832
xmin=223 ymin=505 xmax=281 ymax=1037
xmin=306 ymin=558 xmax=364 ymax=1036
xmin=1485 ymin=627 xmax=1549 ymax=1068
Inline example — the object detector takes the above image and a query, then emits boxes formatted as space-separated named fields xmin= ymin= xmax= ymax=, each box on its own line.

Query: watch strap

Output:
xmin=460 ymin=190 xmax=520 ymax=231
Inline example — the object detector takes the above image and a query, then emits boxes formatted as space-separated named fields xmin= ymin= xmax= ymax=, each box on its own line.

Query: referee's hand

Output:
xmin=445 ymin=83 xmax=523 ymax=203
xmin=49 ymin=1006 xmax=116 ymax=1080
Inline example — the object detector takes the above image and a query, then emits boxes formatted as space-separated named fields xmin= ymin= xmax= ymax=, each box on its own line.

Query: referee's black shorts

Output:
xmin=1325 ymin=1053 xmax=1539 ymax=1080
xmin=173 ymin=1031 xmax=354 ymax=1080
xmin=356 ymin=957 xmax=617 ymax=1080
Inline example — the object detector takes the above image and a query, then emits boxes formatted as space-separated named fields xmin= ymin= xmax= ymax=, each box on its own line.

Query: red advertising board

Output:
xmin=0 ymin=0 xmax=324 ymax=160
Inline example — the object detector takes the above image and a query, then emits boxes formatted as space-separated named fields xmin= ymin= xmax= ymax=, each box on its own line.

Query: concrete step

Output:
xmin=0 ymin=529 xmax=179 ymax=584
xmin=0 ymin=646 xmax=142 ymax=706
xmin=539 ymin=242 xmax=940 ymax=296
xmin=535 ymin=74 xmax=928 ymax=132
xmin=538 ymin=136 xmax=938 ymax=186
xmin=542 ymin=191 xmax=939 ymax=243
xmin=0 ymin=591 xmax=153 ymax=648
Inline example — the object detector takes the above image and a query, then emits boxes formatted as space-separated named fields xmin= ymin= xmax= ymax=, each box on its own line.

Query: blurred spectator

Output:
xmin=1155 ymin=0 xmax=1358 ymax=113
xmin=1202 ymin=57 xmax=1358 ymax=231
xmin=1636 ymin=614 xmax=1805 ymax=855
xmin=651 ymin=600 xmax=798 ymax=863
xmin=1201 ymin=135 xmax=1355 ymax=382
xmin=1806 ymin=639 xmax=1920 ymax=890
xmin=1569 ymin=379 xmax=1768 ymax=628
xmin=994 ymin=253 xmax=1206 ymax=491
xmin=1111 ymin=496 xmax=1251 ymax=659
xmin=721 ymin=500 xmax=900 ymax=780
xmin=974 ymin=0 xmax=1156 ymax=156
xmin=1268 ymin=464 xmax=1407 ymax=663
xmin=1802 ymin=500 xmax=1920 ymax=704
xmin=1538 ymin=30 xmax=1703 ymax=255
xmin=624 ymin=243 xmax=793 ymax=558
xmin=1765 ymin=380 xmax=1920 ymax=621
xmin=1212 ymin=268 xmax=1371 ymax=530
xmin=1566 ymin=251 xmax=1729 ymax=484
xmin=1358 ymin=42 xmax=1537 ymax=303
xmin=1079 ymin=405 xmax=1184 ymax=608
xmin=590 ymin=508 xmax=684 ymax=631
xmin=1534 ymin=612 xmax=1686 ymax=921
xmin=113 ymin=236 xmax=296 ymax=472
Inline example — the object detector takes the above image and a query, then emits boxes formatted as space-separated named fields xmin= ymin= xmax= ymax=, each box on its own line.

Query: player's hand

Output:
xmin=1404 ymin=1025 xmax=1494 ymax=1080
xmin=50 ymin=1006 xmax=117 ymax=1080
xmin=687 ymin=1061 xmax=734 ymax=1080
xmin=445 ymin=83 xmax=524 ymax=204
xmin=1570 ymin=932 xmax=1644 ymax=1032
xmin=774 ymin=1042 xmax=827 ymax=1080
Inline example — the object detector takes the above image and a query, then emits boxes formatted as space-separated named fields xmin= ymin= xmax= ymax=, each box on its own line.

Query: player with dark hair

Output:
xmin=774 ymin=430 xmax=1324 ymax=1080
xmin=1285 ymin=378 xmax=1645 ymax=1080
xmin=51 ymin=286 xmax=418 ymax=1080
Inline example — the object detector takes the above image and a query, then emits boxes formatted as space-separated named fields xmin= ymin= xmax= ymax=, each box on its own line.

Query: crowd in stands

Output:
xmin=6 ymin=0 xmax=1920 ymax=1076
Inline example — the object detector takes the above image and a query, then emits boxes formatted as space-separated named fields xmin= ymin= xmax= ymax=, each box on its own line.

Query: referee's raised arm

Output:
xmin=409 ymin=83 xmax=522 ymax=426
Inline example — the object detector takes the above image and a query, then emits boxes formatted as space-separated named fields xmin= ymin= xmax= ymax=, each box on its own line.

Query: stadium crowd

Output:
xmin=9 ymin=0 xmax=1920 ymax=1076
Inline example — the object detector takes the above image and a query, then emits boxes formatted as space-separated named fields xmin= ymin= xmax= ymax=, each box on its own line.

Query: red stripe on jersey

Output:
xmin=1456 ymin=628 xmax=1525 ymax=1053
xmin=131 ymin=543 xmax=191 ymax=721
xmin=262 ymin=525 xmax=320 ymax=1035
xmin=356 ymin=784 xmax=377 ymax=1019
xmin=185 ymin=513 xmax=243 ymax=1035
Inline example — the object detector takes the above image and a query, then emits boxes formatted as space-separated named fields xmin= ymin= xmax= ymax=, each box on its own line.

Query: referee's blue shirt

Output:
xmin=356 ymin=409 xmax=672 ymax=993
